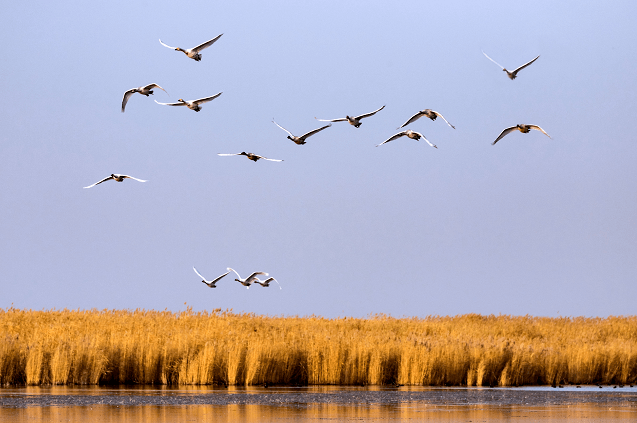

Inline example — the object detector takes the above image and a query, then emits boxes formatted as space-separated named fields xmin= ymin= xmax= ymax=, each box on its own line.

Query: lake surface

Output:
xmin=1 ymin=385 xmax=636 ymax=422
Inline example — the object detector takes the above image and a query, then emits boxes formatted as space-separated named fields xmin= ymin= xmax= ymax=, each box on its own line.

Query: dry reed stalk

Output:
xmin=25 ymin=342 xmax=44 ymax=385
xmin=1 ymin=309 xmax=636 ymax=386
xmin=50 ymin=344 xmax=71 ymax=384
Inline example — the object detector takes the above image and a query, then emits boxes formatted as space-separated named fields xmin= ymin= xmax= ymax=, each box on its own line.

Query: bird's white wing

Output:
xmin=413 ymin=131 xmax=437 ymax=149
xmin=159 ymin=39 xmax=180 ymax=50
xmin=272 ymin=120 xmax=294 ymax=137
xmin=218 ymin=153 xmax=242 ymax=157
xmin=300 ymin=124 xmax=331 ymax=140
xmin=492 ymin=126 xmax=518 ymax=145
xmin=398 ymin=112 xmax=424 ymax=129
xmin=376 ymin=131 xmax=408 ymax=147
xmin=155 ymin=100 xmax=186 ymax=106
xmin=482 ymin=51 xmax=505 ymax=70
xmin=121 ymin=89 xmax=136 ymax=113
xmin=83 ymin=175 xmax=114 ymax=189
xmin=121 ymin=175 xmax=147 ymax=182
xmin=227 ymin=267 xmax=242 ymax=279
xmin=210 ymin=271 xmax=230 ymax=284
xmin=192 ymin=34 xmax=223 ymax=52
xmin=355 ymin=105 xmax=385 ymax=120
xmin=432 ymin=111 xmax=455 ymax=129
xmin=143 ymin=83 xmax=168 ymax=94
xmin=512 ymin=55 xmax=540 ymax=73
xmin=193 ymin=92 xmax=222 ymax=105
xmin=246 ymin=272 xmax=268 ymax=284
xmin=528 ymin=125 xmax=551 ymax=139
xmin=315 ymin=117 xmax=348 ymax=123
xmin=193 ymin=267 xmax=207 ymax=281
xmin=259 ymin=156 xmax=283 ymax=162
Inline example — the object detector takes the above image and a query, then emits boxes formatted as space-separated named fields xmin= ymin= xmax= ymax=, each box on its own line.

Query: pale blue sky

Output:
xmin=1 ymin=0 xmax=635 ymax=317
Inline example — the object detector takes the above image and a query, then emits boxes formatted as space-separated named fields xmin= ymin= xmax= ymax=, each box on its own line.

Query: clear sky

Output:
xmin=1 ymin=0 xmax=636 ymax=317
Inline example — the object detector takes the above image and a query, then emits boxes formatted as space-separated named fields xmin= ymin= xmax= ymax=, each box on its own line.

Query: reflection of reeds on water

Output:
xmin=1 ymin=308 xmax=636 ymax=386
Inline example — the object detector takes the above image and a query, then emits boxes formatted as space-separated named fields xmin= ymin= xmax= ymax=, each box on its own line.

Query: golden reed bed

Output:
xmin=1 ymin=308 xmax=635 ymax=386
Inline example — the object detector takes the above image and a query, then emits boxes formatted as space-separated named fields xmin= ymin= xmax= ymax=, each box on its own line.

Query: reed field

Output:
xmin=0 ymin=308 xmax=636 ymax=387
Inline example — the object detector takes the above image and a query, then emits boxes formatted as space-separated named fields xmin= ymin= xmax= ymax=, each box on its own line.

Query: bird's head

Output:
xmin=178 ymin=98 xmax=184 ymax=102
xmin=287 ymin=136 xmax=293 ymax=140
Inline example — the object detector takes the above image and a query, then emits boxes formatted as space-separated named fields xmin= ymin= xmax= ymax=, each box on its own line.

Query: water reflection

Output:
xmin=2 ymin=403 xmax=637 ymax=423
xmin=1 ymin=386 xmax=636 ymax=422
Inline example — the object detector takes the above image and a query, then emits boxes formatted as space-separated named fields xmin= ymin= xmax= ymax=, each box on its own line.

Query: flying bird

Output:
xmin=253 ymin=277 xmax=281 ymax=289
xmin=121 ymin=84 xmax=168 ymax=112
xmin=193 ymin=267 xmax=230 ymax=288
xmin=159 ymin=34 xmax=223 ymax=61
xmin=155 ymin=93 xmax=222 ymax=112
xmin=227 ymin=268 xmax=268 ymax=289
xmin=272 ymin=120 xmax=331 ymax=145
xmin=316 ymin=105 xmax=385 ymax=128
xmin=377 ymin=130 xmax=437 ymax=148
xmin=83 ymin=174 xmax=147 ymax=189
xmin=399 ymin=109 xmax=455 ymax=129
xmin=218 ymin=152 xmax=283 ymax=162
xmin=482 ymin=51 xmax=540 ymax=80
xmin=492 ymin=124 xmax=551 ymax=145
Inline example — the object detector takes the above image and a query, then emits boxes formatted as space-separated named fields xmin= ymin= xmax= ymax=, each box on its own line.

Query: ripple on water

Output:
xmin=1 ymin=386 xmax=636 ymax=423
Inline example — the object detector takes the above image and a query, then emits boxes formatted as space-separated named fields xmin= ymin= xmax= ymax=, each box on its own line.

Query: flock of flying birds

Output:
xmin=193 ymin=267 xmax=281 ymax=290
xmin=85 ymin=34 xmax=550 ymax=291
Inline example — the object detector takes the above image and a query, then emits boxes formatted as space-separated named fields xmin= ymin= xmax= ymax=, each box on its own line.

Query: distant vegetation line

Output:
xmin=1 ymin=309 xmax=635 ymax=387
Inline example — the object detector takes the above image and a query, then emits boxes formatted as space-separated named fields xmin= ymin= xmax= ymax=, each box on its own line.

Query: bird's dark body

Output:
xmin=344 ymin=116 xmax=361 ymax=127
xmin=423 ymin=110 xmax=437 ymax=120
xmin=241 ymin=152 xmax=260 ymax=161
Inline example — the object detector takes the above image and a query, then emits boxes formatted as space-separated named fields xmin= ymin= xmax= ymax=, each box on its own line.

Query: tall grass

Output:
xmin=1 ymin=308 xmax=635 ymax=386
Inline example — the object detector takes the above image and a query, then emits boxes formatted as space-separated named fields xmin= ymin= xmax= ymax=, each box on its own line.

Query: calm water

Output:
xmin=1 ymin=385 xmax=636 ymax=422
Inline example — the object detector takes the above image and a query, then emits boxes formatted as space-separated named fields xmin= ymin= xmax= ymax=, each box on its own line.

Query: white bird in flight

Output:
xmin=155 ymin=93 xmax=222 ymax=112
xmin=398 ymin=109 xmax=455 ymax=129
xmin=377 ymin=130 xmax=437 ymax=148
xmin=492 ymin=124 xmax=551 ymax=145
xmin=253 ymin=277 xmax=282 ymax=289
xmin=218 ymin=152 xmax=283 ymax=162
xmin=482 ymin=51 xmax=540 ymax=80
xmin=316 ymin=105 xmax=385 ymax=128
xmin=227 ymin=268 xmax=268 ymax=289
xmin=272 ymin=120 xmax=331 ymax=145
xmin=159 ymin=34 xmax=223 ymax=61
xmin=83 ymin=174 xmax=147 ymax=189
xmin=121 ymin=83 xmax=168 ymax=113
xmin=193 ymin=267 xmax=230 ymax=288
